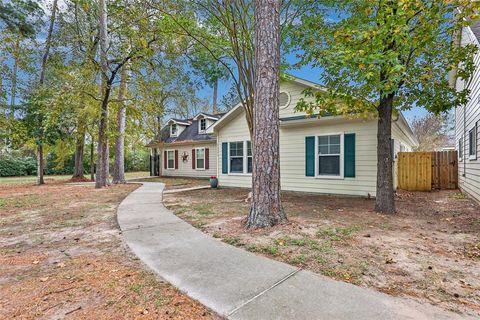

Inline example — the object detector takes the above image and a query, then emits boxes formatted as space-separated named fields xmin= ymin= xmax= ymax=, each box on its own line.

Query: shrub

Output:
xmin=0 ymin=155 xmax=37 ymax=177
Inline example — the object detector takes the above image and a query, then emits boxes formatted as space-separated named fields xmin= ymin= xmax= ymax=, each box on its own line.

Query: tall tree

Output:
xmin=247 ymin=0 xmax=286 ymax=228
xmin=36 ymin=0 xmax=58 ymax=185
xmin=112 ymin=61 xmax=130 ymax=184
xmin=411 ymin=113 xmax=454 ymax=151
xmin=95 ymin=0 xmax=110 ymax=188
xmin=0 ymin=0 xmax=42 ymax=37
xmin=294 ymin=0 xmax=478 ymax=213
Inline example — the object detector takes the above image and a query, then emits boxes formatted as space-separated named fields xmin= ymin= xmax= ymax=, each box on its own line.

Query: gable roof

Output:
xmin=147 ymin=112 xmax=226 ymax=147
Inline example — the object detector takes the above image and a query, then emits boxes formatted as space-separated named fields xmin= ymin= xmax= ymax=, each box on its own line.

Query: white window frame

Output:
xmin=279 ymin=91 xmax=291 ymax=109
xmin=315 ymin=133 xmax=344 ymax=179
xmin=195 ymin=147 xmax=205 ymax=170
xmin=199 ymin=118 xmax=207 ymax=133
xmin=247 ymin=141 xmax=253 ymax=174
xmin=469 ymin=124 xmax=477 ymax=160
xmin=229 ymin=141 xmax=245 ymax=174
xmin=224 ymin=140 xmax=252 ymax=176
xmin=166 ymin=150 xmax=175 ymax=169
xmin=170 ymin=123 xmax=177 ymax=137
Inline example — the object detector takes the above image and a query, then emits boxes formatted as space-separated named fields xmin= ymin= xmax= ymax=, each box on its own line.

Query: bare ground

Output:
xmin=164 ymin=186 xmax=480 ymax=318
xmin=0 ymin=178 xmax=219 ymax=319
xmin=137 ymin=177 xmax=209 ymax=190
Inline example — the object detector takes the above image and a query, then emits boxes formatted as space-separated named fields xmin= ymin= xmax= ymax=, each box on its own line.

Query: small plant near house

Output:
xmin=223 ymin=236 xmax=244 ymax=247
xmin=209 ymin=176 xmax=218 ymax=188
xmin=450 ymin=192 xmax=469 ymax=200
xmin=261 ymin=245 xmax=279 ymax=256
xmin=317 ymin=225 xmax=360 ymax=242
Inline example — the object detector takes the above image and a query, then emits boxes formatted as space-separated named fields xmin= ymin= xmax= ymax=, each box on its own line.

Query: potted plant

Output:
xmin=209 ymin=176 xmax=218 ymax=188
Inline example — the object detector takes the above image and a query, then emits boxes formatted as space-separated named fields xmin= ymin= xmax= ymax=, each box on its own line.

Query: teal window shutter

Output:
xmin=305 ymin=136 xmax=315 ymax=177
xmin=344 ymin=133 xmax=356 ymax=178
xmin=222 ymin=142 xmax=228 ymax=174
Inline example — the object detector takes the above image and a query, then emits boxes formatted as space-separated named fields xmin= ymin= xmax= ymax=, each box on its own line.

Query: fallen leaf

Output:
xmin=33 ymin=260 xmax=40 ymax=265
xmin=40 ymin=277 xmax=49 ymax=282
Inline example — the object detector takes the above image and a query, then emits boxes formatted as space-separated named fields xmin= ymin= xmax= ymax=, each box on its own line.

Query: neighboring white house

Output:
xmin=212 ymin=78 xmax=418 ymax=197
xmin=454 ymin=21 xmax=480 ymax=202
xmin=146 ymin=113 xmax=223 ymax=178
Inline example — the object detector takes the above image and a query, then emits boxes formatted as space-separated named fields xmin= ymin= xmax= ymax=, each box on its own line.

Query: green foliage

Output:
xmin=0 ymin=155 xmax=36 ymax=177
xmin=293 ymin=0 xmax=480 ymax=116
xmin=0 ymin=0 xmax=43 ymax=37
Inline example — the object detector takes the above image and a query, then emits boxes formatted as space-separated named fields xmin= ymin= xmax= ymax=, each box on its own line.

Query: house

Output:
xmin=212 ymin=78 xmax=418 ymax=197
xmin=454 ymin=21 xmax=480 ymax=202
xmin=146 ymin=112 xmax=223 ymax=178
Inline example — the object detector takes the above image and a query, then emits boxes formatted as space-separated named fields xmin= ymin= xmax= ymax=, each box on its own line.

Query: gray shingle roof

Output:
xmin=149 ymin=113 xmax=226 ymax=146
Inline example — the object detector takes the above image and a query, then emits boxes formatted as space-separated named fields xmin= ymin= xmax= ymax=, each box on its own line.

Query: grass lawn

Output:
xmin=137 ymin=177 xmax=209 ymax=190
xmin=0 ymin=171 xmax=150 ymax=187
xmin=0 ymin=179 xmax=218 ymax=319
xmin=164 ymin=186 xmax=480 ymax=317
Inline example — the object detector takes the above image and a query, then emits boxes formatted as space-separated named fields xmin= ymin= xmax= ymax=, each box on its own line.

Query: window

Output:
xmin=229 ymin=142 xmax=244 ymax=173
xmin=196 ymin=148 xmax=205 ymax=169
xmin=199 ymin=118 xmax=206 ymax=132
xmin=469 ymin=125 xmax=477 ymax=159
xmin=279 ymin=91 xmax=290 ymax=108
xmin=167 ymin=150 xmax=175 ymax=169
xmin=170 ymin=123 xmax=177 ymax=136
xmin=247 ymin=141 xmax=252 ymax=173
xmin=459 ymin=138 xmax=463 ymax=161
xmin=318 ymin=134 xmax=341 ymax=176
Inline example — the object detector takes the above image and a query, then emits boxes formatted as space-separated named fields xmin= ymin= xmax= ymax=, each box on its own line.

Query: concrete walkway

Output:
xmin=117 ymin=183 xmax=470 ymax=320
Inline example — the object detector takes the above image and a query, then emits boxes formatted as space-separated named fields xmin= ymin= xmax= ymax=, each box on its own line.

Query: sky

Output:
xmin=196 ymin=60 xmax=427 ymax=125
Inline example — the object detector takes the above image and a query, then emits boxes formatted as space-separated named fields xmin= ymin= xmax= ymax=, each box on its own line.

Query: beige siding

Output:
xmin=455 ymin=27 xmax=480 ymax=202
xmin=218 ymin=108 xmax=380 ymax=196
xmin=216 ymin=79 xmax=418 ymax=197
xmin=159 ymin=143 xmax=217 ymax=178
xmin=278 ymin=80 xmax=316 ymax=118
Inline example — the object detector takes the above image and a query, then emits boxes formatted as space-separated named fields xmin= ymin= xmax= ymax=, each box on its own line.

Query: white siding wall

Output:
xmin=217 ymin=110 xmax=381 ymax=197
xmin=216 ymin=80 xmax=417 ymax=197
xmin=160 ymin=143 xmax=217 ymax=178
xmin=455 ymin=27 xmax=480 ymax=202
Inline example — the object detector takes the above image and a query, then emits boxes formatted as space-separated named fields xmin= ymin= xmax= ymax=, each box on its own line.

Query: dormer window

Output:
xmin=170 ymin=123 xmax=177 ymax=136
xmin=200 ymin=118 xmax=207 ymax=132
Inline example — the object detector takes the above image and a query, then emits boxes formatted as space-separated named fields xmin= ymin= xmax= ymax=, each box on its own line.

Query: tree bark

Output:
xmin=95 ymin=0 xmax=110 ymax=188
xmin=10 ymin=38 xmax=19 ymax=118
xmin=112 ymin=62 xmax=129 ymax=184
xmin=36 ymin=144 xmax=44 ymax=185
xmin=73 ymin=131 xmax=85 ymax=178
xmin=36 ymin=0 xmax=57 ymax=186
xmin=90 ymin=133 xmax=95 ymax=181
xmin=375 ymin=93 xmax=395 ymax=213
xmin=247 ymin=0 xmax=286 ymax=229
xmin=212 ymin=78 xmax=218 ymax=114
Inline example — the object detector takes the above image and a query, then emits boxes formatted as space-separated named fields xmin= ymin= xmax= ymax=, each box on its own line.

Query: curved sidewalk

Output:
xmin=117 ymin=183 xmax=469 ymax=320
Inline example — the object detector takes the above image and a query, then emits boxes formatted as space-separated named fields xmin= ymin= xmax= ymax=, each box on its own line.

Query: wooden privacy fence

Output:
xmin=397 ymin=151 xmax=458 ymax=191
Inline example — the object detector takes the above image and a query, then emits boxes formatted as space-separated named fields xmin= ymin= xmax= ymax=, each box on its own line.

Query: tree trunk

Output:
xmin=36 ymin=144 xmax=44 ymax=185
xmin=247 ymin=0 xmax=286 ymax=229
xmin=212 ymin=78 xmax=218 ymax=114
xmin=95 ymin=0 xmax=110 ymax=188
xmin=10 ymin=39 xmax=19 ymax=118
xmin=375 ymin=93 xmax=395 ymax=213
xmin=112 ymin=62 xmax=129 ymax=184
xmin=36 ymin=0 xmax=58 ymax=186
xmin=90 ymin=134 xmax=95 ymax=181
xmin=73 ymin=133 xmax=85 ymax=178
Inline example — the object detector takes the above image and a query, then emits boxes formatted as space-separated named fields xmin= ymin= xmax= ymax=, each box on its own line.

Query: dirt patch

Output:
xmin=164 ymin=187 xmax=480 ymax=318
xmin=0 ymin=181 xmax=219 ymax=319
xmin=138 ymin=177 xmax=209 ymax=191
